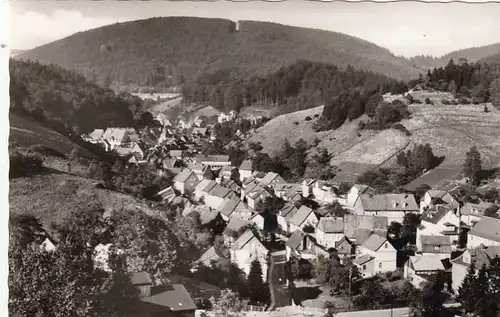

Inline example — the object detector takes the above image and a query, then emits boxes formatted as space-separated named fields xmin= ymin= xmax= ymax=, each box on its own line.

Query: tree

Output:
xmin=410 ymin=271 xmax=447 ymax=317
xmin=463 ymin=146 xmax=482 ymax=185
xmin=246 ymin=260 xmax=270 ymax=305
xmin=314 ymin=255 xmax=358 ymax=296
xmin=325 ymin=201 xmax=347 ymax=217
xmin=456 ymin=261 xmax=478 ymax=314
xmin=209 ymin=289 xmax=249 ymax=316
xmin=402 ymin=213 xmax=421 ymax=239
xmin=353 ymin=279 xmax=388 ymax=310
xmin=491 ymin=77 xmax=500 ymax=109
xmin=388 ymin=221 xmax=403 ymax=239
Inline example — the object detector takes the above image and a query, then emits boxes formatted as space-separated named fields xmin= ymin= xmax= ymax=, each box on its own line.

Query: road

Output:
xmin=334 ymin=303 xmax=460 ymax=317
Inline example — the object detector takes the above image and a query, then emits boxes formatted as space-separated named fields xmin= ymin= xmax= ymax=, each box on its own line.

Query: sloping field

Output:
xmin=9 ymin=113 xmax=94 ymax=158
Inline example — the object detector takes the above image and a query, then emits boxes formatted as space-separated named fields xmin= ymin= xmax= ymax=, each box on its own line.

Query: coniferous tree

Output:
xmin=474 ymin=265 xmax=495 ymax=317
xmin=456 ymin=261 xmax=478 ymax=314
xmin=246 ymin=259 xmax=269 ymax=305
xmin=463 ymin=146 xmax=482 ymax=185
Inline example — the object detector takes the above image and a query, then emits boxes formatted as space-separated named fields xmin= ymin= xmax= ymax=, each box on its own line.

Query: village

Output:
xmin=57 ymin=108 xmax=500 ymax=317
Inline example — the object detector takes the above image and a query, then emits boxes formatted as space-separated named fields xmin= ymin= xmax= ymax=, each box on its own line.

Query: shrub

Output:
xmin=305 ymin=116 xmax=312 ymax=121
xmin=29 ymin=144 xmax=67 ymax=159
xmin=459 ymin=98 xmax=469 ymax=104
xmin=9 ymin=149 xmax=44 ymax=178
xmin=358 ymin=120 xmax=366 ymax=130
xmin=391 ymin=123 xmax=411 ymax=136
xmin=441 ymin=99 xmax=451 ymax=105
xmin=413 ymin=99 xmax=423 ymax=104
xmin=424 ymin=97 xmax=433 ymax=105
xmin=293 ymin=121 xmax=299 ymax=125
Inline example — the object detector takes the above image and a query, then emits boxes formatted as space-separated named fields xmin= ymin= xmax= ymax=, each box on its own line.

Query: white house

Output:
xmin=418 ymin=235 xmax=453 ymax=259
xmin=194 ymin=179 xmax=217 ymax=202
xmin=353 ymin=193 xmax=419 ymax=223
xmin=259 ymin=172 xmax=286 ymax=188
xmin=285 ymin=230 xmax=329 ymax=261
xmin=40 ymin=236 xmax=57 ymax=252
xmin=315 ymin=217 xmax=344 ymax=249
xmin=242 ymin=182 xmax=272 ymax=210
xmin=218 ymin=198 xmax=252 ymax=222
xmin=420 ymin=190 xmax=459 ymax=213
xmin=274 ymin=183 xmax=302 ymax=199
xmin=346 ymin=184 xmax=375 ymax=208
xmin=288 ymin=206 xmax=319 ymax=233
xmin=451 ymin=245 xmax=500 ymax=292
xmin=173 ymin=169 xmax=200 ymax=195
xmin=460 ymin=201 xmax=496 ymax=227
xmin=416 ymin=204 xmax=460 ymax=250
xmin=205 ymin=184 xmax=237 ymax=210
xmin=353 ymin=234 xmax=397 ymax=278
xmin=404 ymin=255 xmax=447 ymax=289
xmin=277 ymin=204 xmax=299 ymax=233
xmin=239 ymin=160 xmax=253 ymax=182
xmin=467 ymin=216 xmax=500 ymax=248
xmin=230 ymin=229 xmax=269 ymax=282
xmin=312 ymin=181 xmax=344 ymax=205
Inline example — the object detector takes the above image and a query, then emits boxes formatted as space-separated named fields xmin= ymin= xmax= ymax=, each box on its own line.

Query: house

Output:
xmin=218 ymin=198 xmax=252 ymax=222
xmin=404 ymin=255 xmax=447 ymax=289
xmin=206 ymin=184 xmax=237 ymax=210
xmin=460 ymin=201 xmax=497 ymax=227
xmin=229 ymin=229 xmax=269 ymax=282
xmin=189 ymin=163 xmax=214 ymax=181
xmin=346 ymin=184 xmax=375 ymax=208
xmin=192 ymin=127 xmax=208 ymax=137
xmin=354 ymin=234 xmax=397 ymax=277
xmin=335 ymin=237 xmax=355 ymax=260
xmin=195 ymin=205 xmax=223 ymax=226
xmin=285 ymin=230 xmax=328 ymax=261
xmin=40 ymin=235 xmax=57 ymax=252
xmin=353 ymin=193 xmax=419 ymax=223
xmin=451 ymin=245 xmax=500 ymax=292
xmin=194 ymin=179 xmax=217 ymax=202
xmin=195 ymin=155 xmax=231 ymax=169
xmin=467 ymin=216 xmax=500 ymax=248
xmin=251 ymin=212 xmax=265 ymax=231
xmin=259 ymin=172 xmax=286 ymax=188
xmin=309 ymin=181 xmax=345 ymax=205
xmin=277 ymin=204 xmax=299 ymax=233
xmin=196 ymin=246 xmax=222 ymax=268
xmin=219 ymin=166 xmax=235 ymax=179
xmin=83 ymin=129 xmax=105 ymax=143
xmin=223 ymin=217 xmax=254 ymax=247
xmin=130 ymin=271 xmax=197 ymax=317
xmin=274 ymin=183 xmax=302 ymax=200
xmin=157 ymin=186 xmax=176 ymax=203
xmin=239 ymin=160 xmax=253 ymax=182
xmin=220 ymin=178 xmax=242 ymax=196
xmin=173 ymin=169 xmax=200 ymax=195
xmin=416 ymin=204 xmax=460 ymax=249
xmin=418 ymin=235 xmax=453 ymax=259
xmin=343 ymin=214 xmax=388 ymax=246
xmin=170 ymin=150 xmax=185 ymax=159
xmin=242 ymin=182 xmax=272 ymax=210
xmin=282 ymin=189 xmax=302 ymax=203
xmin=102 ymin=128 xmax=131 ymax=149
xmin=420 ymin=190 xmax=459 ymax=213
xmin=316 ymin=217 xmax=345 ymax=249
xmin=288 ymin=206 xmax=319 ymax=233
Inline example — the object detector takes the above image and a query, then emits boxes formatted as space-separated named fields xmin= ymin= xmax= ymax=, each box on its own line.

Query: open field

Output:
xmin=148 ymin=96 xmax=183 ymax=115
xmin=9 ymin=113 xmax=94 ymax=158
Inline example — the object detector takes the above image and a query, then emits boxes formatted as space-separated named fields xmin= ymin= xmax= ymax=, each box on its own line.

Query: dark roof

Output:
xmin=421 ymin=205 xmax=453 ymax=224
xmin=289 ymin=206 xmax=316 ymax=227
xmin=361 ymin=234 xmax=388 ymax=252
xmin=353 ymin=254 xmax=374 ymax=266
xmin=239 ymin=160 xmax=252 ymax=171
xmin=469 ymin=216 xmax=500 ymax=243
xmin=174 ymin=169 xmax=195 ymax=183
xmin=144 ymin=284 xmax=197 ymax=311
xmin=286 ymin=231 xmax=306 ymax=250
xmin=317 ymin=217 xmax=344 ymax=233
xmin=130 ymin=272 xmax=152 ymax=285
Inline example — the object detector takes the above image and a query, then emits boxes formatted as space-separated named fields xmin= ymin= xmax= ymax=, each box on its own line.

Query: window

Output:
xmin=379 ymin=263 xmax=382 ymax=269
xmin=385 ymin=243 xmax=388 ymax=248
xmin=362 ymin=265 xmax=366 ymax=270
xmin=434 ymin=245 xmax=440 ymax=251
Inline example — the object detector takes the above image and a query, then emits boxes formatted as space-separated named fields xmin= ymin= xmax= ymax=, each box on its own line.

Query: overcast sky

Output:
xmin=8 ymin=0 xmax=500 ymax=57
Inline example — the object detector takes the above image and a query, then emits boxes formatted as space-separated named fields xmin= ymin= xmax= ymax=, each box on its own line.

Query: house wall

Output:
xmin=205 ymin=195 xmax=225 ymax=210
xmin=184 ymin=174 xmax=201 ymax=194
xmin=358 ymin=242 xmax=397 ymax=275
xmin=467 ymin=234 xmax=500 ymax=248
xmin=277 ymin=216 xmax=289 ymax=233
xmin=346 ymin=187 xmax=362 ymax=207
xmin=421 ymin=252 xmax=451 ymax=260
xmin=404 ymin=267 xmax=429 ymax=289
xmin=302 ymin=183 xmax=313 ymax=198
xmin=289 ymin=213 xmax=318 ymax=233
xmin=232 ymin=240 xmax=268 ymax=282
xmin=312 ymin=187 xmax=337 ymax=204
xmin=461 ymin=214 xmax=481 ymax=227
xmin=357 ymin=258 xmax=375 ymax=277
xmin=240 ymin=170 xmax=252 ymax=182
xmin=253 ymin=215 xmax=265 ymax=231
xmin=452 ymin=263 xmax=468 ymax=293
xmin=174 ymin=181 xmax=186 ymax=194
xmin=316 ymin=231 xmax=344 ymax=249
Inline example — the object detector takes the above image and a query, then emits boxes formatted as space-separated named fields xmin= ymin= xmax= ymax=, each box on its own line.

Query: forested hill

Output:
xmin=16 ymin=17 xmax=423 ymax=86
xmin=409 ymin=42 xmax=500 ymax=69
xmin=9 ymin=59 xmax=141 ymax=135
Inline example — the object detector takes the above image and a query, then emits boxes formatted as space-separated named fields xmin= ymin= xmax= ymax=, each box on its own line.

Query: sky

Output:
xmin=7 ymin=0 xmax=500 ymax=57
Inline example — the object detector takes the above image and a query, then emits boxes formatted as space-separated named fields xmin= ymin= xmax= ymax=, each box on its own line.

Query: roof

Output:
xmin=195 ymin=179 xmax=216 ymax=193
xmin=197 ymin=207 xmax=220 ymax=225
xmin=274 ymin=183 xmax=302 ymax=193
xmin=286 ymin=230 xmax=306 ymax=250
xmin=209 ymin=184 xmax=232 ymax=198
xmin=174 ymin=169 xmax=195 ymax=183
xmin=218 ymin=199 xmax=241 ymax=217
xmin=158 ymin=186 xmax=175 ymax=200
xmin=197 ymin=246 xmax=221 ymax=266
xmin=89 ymin=129 xmax=105 ymax=140
xmin=223 ymin=217 xmax=253 ymax=236
xmin=103 ymin=128 xmax=129 ymax=143
xmin=239 ymin=160 xmax=252 ymax=171
xmin=130 ymin=271 xmax=152 ymax=285
xmin=192 ymin=127 xmax=208 ymax=135
xmin=409 ymin=255 xmax=446 ymax=271
xmin=421 ymin=205 xmax=454 ymax=225
xmin=279 ymin=204 xmax=299 ymax=218
xmin=196 ymin=155 xmax=230 ymax=164
xmin=317 ymin=217 xmax=344 ymax=233
xmin=220 ymin=165 xmax=234 ymax=173
xmin=344 ymin=214 xmax=388 ymax=240
xmin=461 ymin=202 xmax=495 ymax=216
xmin=351 ymin=184 xmax=372 ymax=194
xmin=353 ymin=254 xmax=375 ymax=266
xmin=260 ymin=172 xmax=284 ymax=186
xmin=361 ymin=234 xmax=388 ymax=252
xmin=469 ymin=216 xmax=500 ymax=243
xmin=231 ymin=229 xmax=264 ymax=251
xmin=289 ymin=206 xmax=316 ymax=227
xmin=170 ymin=150 xmax=183 ymax=157
xmin=427 ymin=190 xmax=448 ymax=199
xmin=358 ymin=193 xmax=419 ymax=212
xmin=144 ymin=284 xmax=197 ymax=312
xmin=452 ymin=245 xmax=500 ymax=269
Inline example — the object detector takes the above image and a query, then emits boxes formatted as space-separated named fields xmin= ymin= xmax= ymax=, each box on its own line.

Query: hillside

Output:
xmin=9 ymin=59 xmax=140 ymax=134
xmin=409 ymin=42 xmax=500 ymax=69
xmin=17 ymin=17 xmax=422 ymax=85
xmin=248 ymin=91 xmax=500 ymax=186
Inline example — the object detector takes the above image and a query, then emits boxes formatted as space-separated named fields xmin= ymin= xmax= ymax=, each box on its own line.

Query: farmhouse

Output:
xmin=346 ymin=184 xmax=375 ymax=208
xmin=277 ymin=204 xmax=299 ymax=233
xmin=259 ymin=172 xmax=286 ymax=188
xmin=285 ymin=230 xmax=328 ymax=261
xmin=173 ymin=169 xmax=200 ymax=195
xmin=242 ymin=181 xmax=272 ymax=210
xmin=287 ymin=206 xmax=319 ymax=233
xmin=239 ymin=160 xmax=253 ymax=182
xmin=315 ymin=217 xmax=344 ymax=249
xmin=467 ymin=216 xmax=500 ymax=248
xmin=451 ymin=244 xmax=500 ymax=292
xmin=353 ymin=193 xmax=419 ymax=223
xmin=416 ymin=204 xmax=460 ymax=249
xmin=229 ymin=229 xmax=269 ymax=282
xmin=335 ymin=237 xmax=355 ymax=260
xmin=460 ymin=201 xmax=497 ymax=226
xmin=420 ymin=190 xmax=459 ymax=213
xmin=354 ymin=234 xmax=397 ymax=278
xmin=404 ymin=255 xmax=447 ymax=289
xmin=417 ymin=235 xmax=453 ymax=259
xmin=218 ymin=198 xmax=252 ymax=222
xmin=343 ymin=214 xmax=388 ymax=246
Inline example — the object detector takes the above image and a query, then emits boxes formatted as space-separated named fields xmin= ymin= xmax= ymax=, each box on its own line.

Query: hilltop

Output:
xmin=247 ymin=91 xmax=500 ymax=187
xmin=409 ymin=42 xmax=500 ymax=69
xmin=17 ymin=17 xmax=423 ymax=85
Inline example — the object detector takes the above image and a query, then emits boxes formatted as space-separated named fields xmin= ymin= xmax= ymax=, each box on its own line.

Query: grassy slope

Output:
xmin=248 ymin=91 xmax=500 ymax=186
xmin=9 ymin=113 xmax=94 ymax=158
xmin=17 ymin=17 xmax=421 ymax=82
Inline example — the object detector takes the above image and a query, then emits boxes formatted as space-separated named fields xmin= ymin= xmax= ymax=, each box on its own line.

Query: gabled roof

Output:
xmin=452 ymin=245 xmax=500 ymax=269
xmin=239 ymin=160 xmax=252 ymax=171
xmin=174 ymin=169 xmax=196 ymax=183
xmin=426 ymin=190 xmax=448 ymax=199
xmin=243 ymin=177 xmax=256 ymax=186
xmin=192 ymin=127 xmax=208 ymax=135
xmin=209 ymin=184 xmax=232 ymax=198
xmin=218 ymin=199 xmax=242 ymax=217
xmin=420 ymin=234 xmax=451 ymax=246
xmin=469 ymin=216 xmax=500 ymax=243
xmin=317 ymin=217 xmax=344 ymax=233
xmin=279 ymin=204 xmax=299 ymax=218
xmin=197 ymin=246 xmax=221 ymax=266
xmin=289 ymin=206 xmax=316 ymax=227
xmin=260 ymin=172 xmax=284 ymax=186
xmin=144 ymin=284 xmax=197 ymax=312
xmin=158 ymin=186 xmax=175 ymax=200
xmin=196 ymin=155 xmax=230 ymax=163
xmin=353 ymin=254 xmax=374 ymax=266
xmin=409 ymin=255 xmax=446 ymax=271
xmin=223 ymin=217 xmax=253 ymax=237
xmin=421 ymin=205 xmax=454 ymax=225
xmin=286 ymin=230 xmax=306 ymax=250
xmin=195 ymin=179 xmax=216 ymax=193
xmin=89 ymin=129 xmax=105 ymax=140
xmin=335 ymin=236 xmax=353 ymax=250
xmin=361 ymin=234 xmax=389 ymax=252
xmin=130 ymin=271 xmax=152 ymax=285
xmin=461 ymin=202 xmax=495 ymax=216
xmin=274 ymin=183 xmax=302 ymax=192
xmin=220 ymin=165 xmax=234 ymax=173
xmin=344 ymin=214 xmax=388 ymax=240
xmin=103 ymin=128 xmax=129 ymax=143
xmin=231 ymin=229 xmax=265 ymax=251
xmin=358 ymin=193 xmax=419 ymax=212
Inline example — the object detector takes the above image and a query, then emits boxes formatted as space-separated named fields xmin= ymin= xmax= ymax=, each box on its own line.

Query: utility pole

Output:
xmin=348 ymin=267 xmax=352 ymax=312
